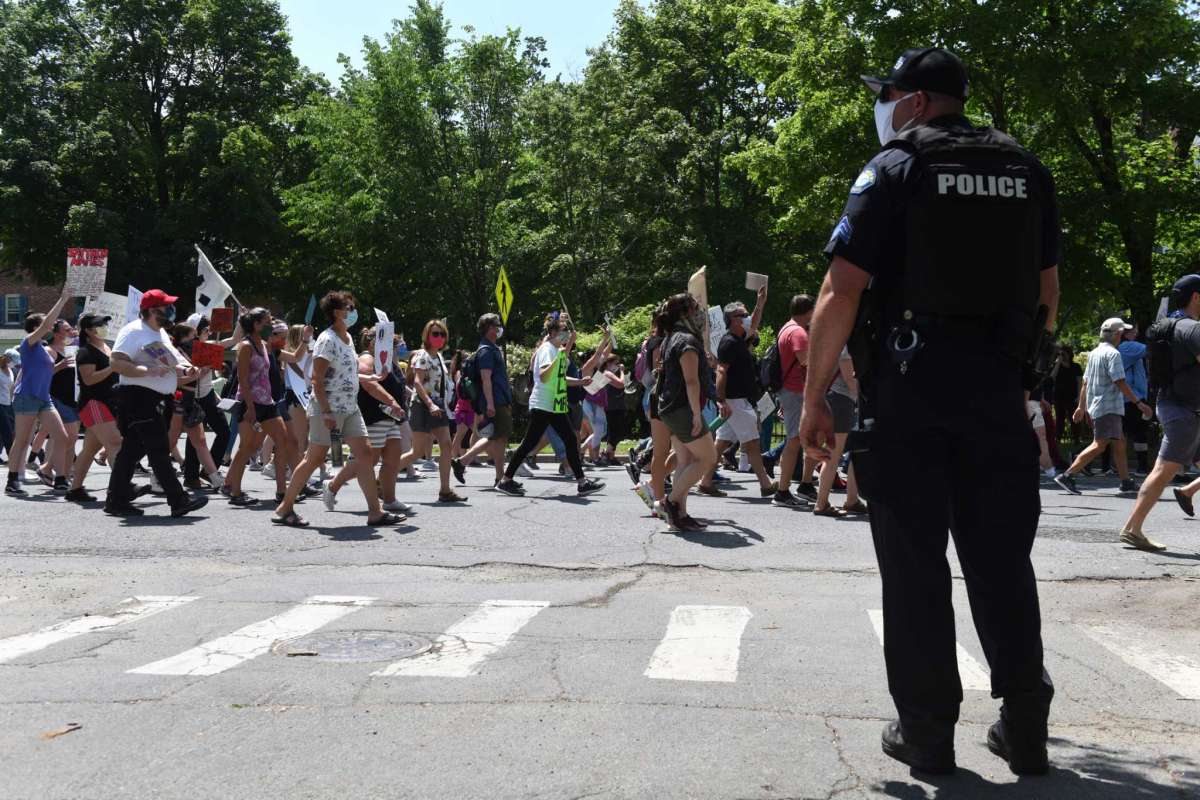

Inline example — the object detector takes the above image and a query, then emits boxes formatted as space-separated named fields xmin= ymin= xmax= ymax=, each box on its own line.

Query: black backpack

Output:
xmin=1146 ymin=317 xmax=1180 ymax=397
xmin=758 ymin=325 xmax=799 ymax=395
xmin=458 ymin=346 xmax=487 ymax=413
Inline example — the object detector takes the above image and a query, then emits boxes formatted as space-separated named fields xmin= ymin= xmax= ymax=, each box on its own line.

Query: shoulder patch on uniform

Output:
xmin=850 ymin=166 xmax=876 ymax=195
xmin=830 ymin=215 xmax=854 ymax=245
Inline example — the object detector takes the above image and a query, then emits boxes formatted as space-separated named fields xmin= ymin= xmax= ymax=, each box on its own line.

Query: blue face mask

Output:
xmin=345 ymin=308 xmax=359 ymax=328
xmin=396 ymin=340 xmax=409 ymax=357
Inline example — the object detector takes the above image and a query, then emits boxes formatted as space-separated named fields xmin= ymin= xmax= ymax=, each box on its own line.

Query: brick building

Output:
xmin=0 ymin=269 xmax=77 ymax=345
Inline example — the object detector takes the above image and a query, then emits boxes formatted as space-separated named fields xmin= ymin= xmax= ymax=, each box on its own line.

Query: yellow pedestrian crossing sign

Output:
xmin=495 ymin=267 xmax=514 ymax=324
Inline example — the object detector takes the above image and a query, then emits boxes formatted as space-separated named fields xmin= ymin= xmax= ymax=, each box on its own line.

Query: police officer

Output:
xmin=799 ymin=48 xmax=1060 ymax=776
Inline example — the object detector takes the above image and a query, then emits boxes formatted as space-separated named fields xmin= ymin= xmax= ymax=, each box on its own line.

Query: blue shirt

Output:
xmin=1118 ymin=340 xmax=1148 ymax=401
xmin=476 ymin=339 xmax=512 ymax=406
xmin=15 ymin=338 xmax=53 ymax=402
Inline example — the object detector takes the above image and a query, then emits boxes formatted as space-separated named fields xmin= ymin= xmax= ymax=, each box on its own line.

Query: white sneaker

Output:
xmin=322 ymin=483 xmax=338 ymax=511
xmin=515 ymin=462 xmax=533 ymax=478
xmin=1043 ymin=467 xmax=1057 ymax=479
xmin=262 ymin=462 xmax=276 ymax=479
xmin=382 ymin=499 xmax=413 ymax=514
xmin=419 ymin=459 xmax=437 ymax=472
xmin=737 ymin=453 xmax=752 ymax=473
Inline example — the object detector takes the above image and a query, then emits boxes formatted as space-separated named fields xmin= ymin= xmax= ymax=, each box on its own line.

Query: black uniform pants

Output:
xmin=106 ymin=386 xmax=187 ymax=509
xmin=852 ymin=345 xmax=1053 ymax=746
xmin=184 ymin=391 xmax=230 ymax=481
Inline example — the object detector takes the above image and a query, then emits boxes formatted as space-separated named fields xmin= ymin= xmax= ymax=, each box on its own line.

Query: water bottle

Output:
xmin=330 ymin=428 xmax=344 ymax=467
xmin=707 ymin=415 xmax=727 ymax=433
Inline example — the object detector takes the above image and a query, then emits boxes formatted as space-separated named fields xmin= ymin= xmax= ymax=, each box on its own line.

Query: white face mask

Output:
xmin=874 ymin=92 xmax=915 ymax=146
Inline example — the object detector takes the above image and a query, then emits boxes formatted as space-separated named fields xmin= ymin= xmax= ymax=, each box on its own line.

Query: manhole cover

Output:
xmin=272 ymin=630 xmax=432 ymax=663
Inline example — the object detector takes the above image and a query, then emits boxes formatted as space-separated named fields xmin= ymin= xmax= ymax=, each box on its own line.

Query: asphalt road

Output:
xmin=1 ymin=459 xmax=1197 ymax=799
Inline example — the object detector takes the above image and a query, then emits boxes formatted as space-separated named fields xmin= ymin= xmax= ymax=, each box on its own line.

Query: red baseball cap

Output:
xmin=140 ymin=289 xmax=179 ymax=310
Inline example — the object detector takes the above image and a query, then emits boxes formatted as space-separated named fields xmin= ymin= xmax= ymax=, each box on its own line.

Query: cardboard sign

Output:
xmin=374 ymin=321 xmax=395 ymax=376
xmin=125 ymin=286 xmax=143 ymax=329
xmin=65 ymin=248 xmax=108 ymax=298
xmin=83 ymin=291 xmax=128 ymax=334
xmin=210 ymin=307 xmax=235 ymax=334
xmin=141 ymin=340 xmax=177 ymax=368
xmin=584 ymin=371 xmax=610 ymax=396
xmin=755 ymin=391 xmax=777 ymax=423
xmin=190 ymin=340 xmax=225 ymax=371
xmin=707 ymin=306 xmax=726 ymax=354
xmin=745 ymin=272 xmax=769 ymax=292
xmin=374 ymin=308 xmax=390 ymax=324
xmin=687 ymin=266 xmax=710 ymax=354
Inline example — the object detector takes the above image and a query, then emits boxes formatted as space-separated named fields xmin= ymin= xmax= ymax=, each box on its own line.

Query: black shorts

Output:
xmin=237 ymin=401 xmax=279 ymax=424
xmin=285 ymin=389 xmax=303 ymax=408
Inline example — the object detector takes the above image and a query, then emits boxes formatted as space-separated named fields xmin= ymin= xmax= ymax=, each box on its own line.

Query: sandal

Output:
xmin=438 ymin=490 xmax=467 ymax=503
xmin=367 ymin=512 xmax=406 ymax=526
xmin=813 ymin=505 xmax=849 ymax=518
xmin=842 ymin=500 xmax=869 ymax=515
xmin=271 ymin=511 xmax=309 ymax=528
xmin=275 ymin=492 xmax=305 ymax=504
xmin=228 ymin=493 xmax=259 ymax=507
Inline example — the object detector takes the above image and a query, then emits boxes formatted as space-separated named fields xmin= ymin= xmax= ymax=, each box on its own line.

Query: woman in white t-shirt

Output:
xmin=496 ymin=312 xmax=605 ymax=498
xmin=0 ymin=348 xmax=15 ymax=461
xmin=272 ymin=291 xmax=401 ymax=527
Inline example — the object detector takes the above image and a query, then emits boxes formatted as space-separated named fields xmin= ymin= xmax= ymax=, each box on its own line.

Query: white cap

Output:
xmin=1100 ymin=317 xmax=1134 ymax=335
xmin=186 ymin=312 xmax=204 ymax=328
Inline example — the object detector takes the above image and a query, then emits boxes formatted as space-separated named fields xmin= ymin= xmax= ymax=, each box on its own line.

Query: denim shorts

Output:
xmin=13 ymin=393 xmax=54 ymax=416
xmin=52 ymin=397 xmax=80 ymax=424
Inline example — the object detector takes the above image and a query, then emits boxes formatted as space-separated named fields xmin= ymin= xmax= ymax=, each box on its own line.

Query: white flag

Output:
xmin=195 ymin=245 xmax=233 ymax=316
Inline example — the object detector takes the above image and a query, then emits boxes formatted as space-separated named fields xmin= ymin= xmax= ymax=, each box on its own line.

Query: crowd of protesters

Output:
xmin=2 ymin=275 xmax=1198 ymax=549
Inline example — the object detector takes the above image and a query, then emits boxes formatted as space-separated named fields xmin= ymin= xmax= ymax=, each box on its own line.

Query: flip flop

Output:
xmin=1173 ymin=488 xmax=1194 ymax=517
xmin=271 ymin=511 xmax=309 ymax=528
xmin=368 ymin=512 xmax=406 ymax=526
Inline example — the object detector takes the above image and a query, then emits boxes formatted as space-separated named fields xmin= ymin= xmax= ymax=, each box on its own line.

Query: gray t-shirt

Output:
xmin=1167 ymin=318 xmax=1200 ymax=410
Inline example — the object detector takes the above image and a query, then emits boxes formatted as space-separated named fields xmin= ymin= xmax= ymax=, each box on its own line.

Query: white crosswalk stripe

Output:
xmin=372 ymin=600 xmax=549 ymax=678
xmin=645 ymin=605 xmax=752 ymax=683
xmin=0 ymin=596 xmax=197 ymax=665
xmin=1081 ymin=624 xmax=1200 ymax=700
xmin=866 ymin=609 xmax=990 ymax=692
xmin=127 ymin=596 xmax=374 ymax=677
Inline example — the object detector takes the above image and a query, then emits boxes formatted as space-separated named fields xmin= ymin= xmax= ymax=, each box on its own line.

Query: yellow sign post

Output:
xmin=495 ymin=266 xmax=514 ymax=324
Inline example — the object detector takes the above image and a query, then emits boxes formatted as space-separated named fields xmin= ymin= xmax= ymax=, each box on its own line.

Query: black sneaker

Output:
xmin=525 ymin=457 xmax=540 ymax=470
xmin=104 ymin=504 xmax=144 ymax=517
xmin=451 ymin=458 xmax=466 ymax=485
xmin=661 ymin=497 xmax=687 ymax=530
xmin=495 ymin=478 xmax=526 ymax=497
xmin=133 ymin=463 xmax=150 ymax=476
xmin=171 ymin=494 xmax=209 ymax=518
xmin=625 ymin=461 xmax=640 ymax=486
xmin=52 ymin=476 xmax=69 ymax=494
xmin=65 ymin=487 xmax=96 ymax=503
xmin=1054 ymin=473 xmax=1081 ymax=495
xmin=1119 ymin=478 xmax=1138 ymax=494
xmin=794 ymin=482 xmax=817 ymax=501
xmin=5 ymin=479 xmax=27 ymax=496
xmin=762 ymin=454 xmax=777 ymax=479
xmin=881 ymin=721 xmax=956 ymax=775
xmin=986 ymin=719 xmax=1048 ymax=776
xmin=1174 ymin=488 xmax=1194 ymax=517
xmin=772 ymin=490 xmax=809 ymax=509
xmin=133 ymin=483 xmax=154 ymax=499
xmin=577 ymin=477 xmax=605 ymax=496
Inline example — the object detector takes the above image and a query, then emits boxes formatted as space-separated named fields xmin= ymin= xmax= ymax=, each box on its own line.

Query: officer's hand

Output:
xmin=800 ymin=399 xmax=835 ymax=462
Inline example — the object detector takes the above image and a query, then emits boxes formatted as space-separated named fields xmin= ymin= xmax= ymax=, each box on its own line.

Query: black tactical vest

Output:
xmin=883 ymin=123 xmax=1044 ymax=320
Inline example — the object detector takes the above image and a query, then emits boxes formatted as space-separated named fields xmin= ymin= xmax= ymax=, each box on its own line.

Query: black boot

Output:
xmin=880 ymin=721 xmax=956 ymax=775
xmin=986 ymin=719 xmax=1049 ymax=776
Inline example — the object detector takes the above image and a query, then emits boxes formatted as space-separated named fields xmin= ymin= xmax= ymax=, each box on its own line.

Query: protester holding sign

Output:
xmin=398 ymin=320 xmax=465 ymax=503
xmin=166 ymin=323 xmax=224 ymax=491
xmin=103 ymin=289 xmax=207 ymax=517
xmin=37 ymin=318 xmax=81 ymax=492
xmin=5 ymin=287 xmax=76 ymax=497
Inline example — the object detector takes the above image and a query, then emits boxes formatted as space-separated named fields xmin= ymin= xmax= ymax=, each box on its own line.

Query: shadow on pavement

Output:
xmin=876 ymin=737 xmax=1198 ymax=798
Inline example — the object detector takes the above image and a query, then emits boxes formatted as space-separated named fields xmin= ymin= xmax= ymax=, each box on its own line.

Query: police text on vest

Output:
xmin=937 ymin=173 xmax=1027 ymax=198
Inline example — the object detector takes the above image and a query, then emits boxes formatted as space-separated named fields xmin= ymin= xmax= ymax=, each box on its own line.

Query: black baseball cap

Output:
xmin=78 ymin=312 xmax=111 ymax=330
xmin=862 ymin=47 xmax=969 ymax=102
xmin=1172 ymin=274 xmax=1200 ymax=301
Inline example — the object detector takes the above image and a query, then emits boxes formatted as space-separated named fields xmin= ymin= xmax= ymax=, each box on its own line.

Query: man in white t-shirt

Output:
xmin=104 ymin=289 xmax=208 ymax=518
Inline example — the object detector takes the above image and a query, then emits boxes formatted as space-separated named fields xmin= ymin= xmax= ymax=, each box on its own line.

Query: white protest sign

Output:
xmin=374 ymin=321 xmax=395 ymax=376
xmin=584 ymin=371 xmax=610 ymax=396
xmin=83 ymin=291 xmax=129 ymax=334
xmin=374 ymin=308 xmax=390 ymax=323
xmin=745 ymin=272 xmax=769 ymax=292
xmin=707 ymin=306 xmax=726 ymax=354
xmin=65 ymin=248 xmax=108 ymax=298
xmin=125 ymin=286 xmax=143 ymax=328
xmin=195 ymin=245 xmax=233 ymax=316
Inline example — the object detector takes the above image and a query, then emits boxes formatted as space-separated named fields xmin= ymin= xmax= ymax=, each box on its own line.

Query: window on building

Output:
xmin=4 ymin=295 xmax=24 ymax=326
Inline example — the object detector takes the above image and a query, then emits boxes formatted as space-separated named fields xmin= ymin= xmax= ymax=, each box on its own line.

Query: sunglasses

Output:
xmin=429 ymin=331 xmax=447 ymax=339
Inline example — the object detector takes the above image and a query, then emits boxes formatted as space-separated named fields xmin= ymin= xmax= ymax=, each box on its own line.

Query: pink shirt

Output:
xmin=776 ymin=320 xmax=809 ymax=393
